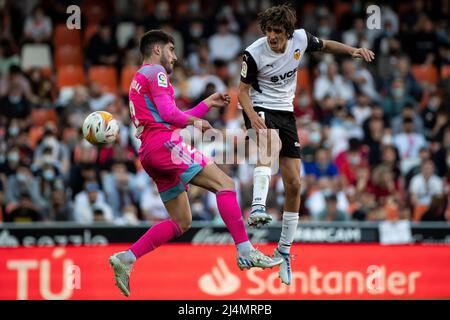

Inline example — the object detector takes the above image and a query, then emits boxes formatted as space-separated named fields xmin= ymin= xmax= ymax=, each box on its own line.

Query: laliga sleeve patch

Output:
xmin=241 ymin=61 xmax=248 ymax=77
xmin=157 ymin=72 xmax=168 ymax=87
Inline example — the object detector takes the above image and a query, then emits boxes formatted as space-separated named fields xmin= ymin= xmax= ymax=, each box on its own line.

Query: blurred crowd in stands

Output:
xmin=0 ymin=0 xmax=449 ymax=224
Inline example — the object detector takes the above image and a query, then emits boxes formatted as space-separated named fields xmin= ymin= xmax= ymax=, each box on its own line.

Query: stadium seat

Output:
xmin=54 ymin=24 xmax=82 ymax=47
xmin=116 ymin=22 xmax=136 ymax=48
xmin=411 ymin=64 xmax=438 ymax=85
xmin=441 ymin=65 xmax=450 ymax=80
xmin=121 ymin=65 xmax=139 ymax=94
xmin=21 ymin=44 xmax=52 ymax=70
xmin=89 ymin=65 xmax=118 ymax=93
xmin=31 ymin=108 xmax=58 ymax=127
xmin=57 ymin=65 xmax=86 ymax=88
xmin=55 ymin=45 xmax=83 ymax=68
xmin=28 ymin=126 xmax=44 ymax=149
xmin=297 ymin=68 xmax=312 ymax=94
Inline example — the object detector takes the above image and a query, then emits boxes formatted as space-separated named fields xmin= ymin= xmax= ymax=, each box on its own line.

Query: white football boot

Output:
xmin=248 ymin=206 xmax=272 ymax=228
xmin=273 ymin=248 xmax=292 ymax=285
xmin=237 ymin=248 xmax=283 ymax=270
xmin=109 ymin=251 xmax=134 ymax=297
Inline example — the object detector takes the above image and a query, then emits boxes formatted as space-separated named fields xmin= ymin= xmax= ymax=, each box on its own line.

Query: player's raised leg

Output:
xmin=248 ymin=127 xmax=282 ymax=228
xmin=190 ymin=162 xmax=283 ymax=269
xmin=109 ymin=192 xmax=191 ymax=297
xmin=274 ymin=156 xmax=301 ymax=285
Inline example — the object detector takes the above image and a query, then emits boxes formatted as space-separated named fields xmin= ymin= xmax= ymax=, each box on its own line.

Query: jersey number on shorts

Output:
xmin=258 ymin=111 xmax=266 ymax=120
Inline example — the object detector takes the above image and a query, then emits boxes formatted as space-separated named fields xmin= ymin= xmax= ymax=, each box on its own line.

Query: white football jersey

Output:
xmin=241 ymin=29 xmax=323 ymax=112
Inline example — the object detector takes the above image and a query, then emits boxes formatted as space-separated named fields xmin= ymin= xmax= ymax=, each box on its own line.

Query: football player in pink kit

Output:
xmin=109 ymin=30 xmax=282 ymax=297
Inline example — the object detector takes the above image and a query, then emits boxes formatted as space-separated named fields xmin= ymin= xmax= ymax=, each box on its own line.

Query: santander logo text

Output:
xmin=198 ymin=258 xmax=422 ymax=298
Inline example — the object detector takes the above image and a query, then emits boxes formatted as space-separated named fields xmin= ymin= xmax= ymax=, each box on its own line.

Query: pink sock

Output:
xmin=129 ymin=219 xmax=182 ymax=259
xmin=216 ymin=189 xmax=249 ymax=245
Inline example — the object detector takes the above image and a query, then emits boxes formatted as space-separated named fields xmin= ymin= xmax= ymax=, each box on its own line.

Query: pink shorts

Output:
xmin=139 ymin=130 xmax=210 ymax=202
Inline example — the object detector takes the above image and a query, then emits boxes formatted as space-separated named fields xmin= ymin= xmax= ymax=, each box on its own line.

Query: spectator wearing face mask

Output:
xmin=35 ymin=161 xmax=64 ymax=217
xmin=381 ymin=77 xmax=416 ymax=119
xmin=6 ymin=165 xmax=46 ymax=212
xmin=33 ymin=123 xmax=70 ymax=175
xmin=182 ymin=19 xmax=206 ymax=56
xmin=334 ymin=138 xmax=369 ymax=186
xmin=383 ymin=56 xmax=422 ymax=100
xmin=3 ymin=145 xmax=21 ymax=176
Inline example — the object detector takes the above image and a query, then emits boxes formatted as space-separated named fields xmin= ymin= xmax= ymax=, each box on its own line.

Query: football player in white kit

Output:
xmin=238 ymin=4 xmax=375 ymax=285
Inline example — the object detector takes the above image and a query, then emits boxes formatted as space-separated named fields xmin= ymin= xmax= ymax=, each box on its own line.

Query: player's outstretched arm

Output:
xmin=203 ymin=92 xmax=231 ymax=109
xmin=322 ymin=40 xmax=375 ymax=62
xmin=184 ymin=92 xmax=231 ymax=119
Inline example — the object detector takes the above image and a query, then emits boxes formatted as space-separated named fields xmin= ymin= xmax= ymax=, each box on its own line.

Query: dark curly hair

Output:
xmin=139 ymin=29 xmax=175 ymax=58
xmin=257 ymin=4 xmax=297 ymax=39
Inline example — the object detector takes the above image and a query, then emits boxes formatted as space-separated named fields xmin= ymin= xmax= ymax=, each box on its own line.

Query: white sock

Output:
xmin=278 ymin=211 xmax=299 ymax=254
xmin=236 ymin=241 xmax=254 ymax=256
xmin=120 ymin=250 xmax=136 ymax=264
xmin=252 ymin=166 xmax=271 ymax=209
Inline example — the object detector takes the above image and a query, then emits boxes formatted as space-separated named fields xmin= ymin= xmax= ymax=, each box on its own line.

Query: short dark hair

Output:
xmin=139 ymin=29 xmax=175 ymax=58
xmin=257 ymin=4 xmax=297 ymax=39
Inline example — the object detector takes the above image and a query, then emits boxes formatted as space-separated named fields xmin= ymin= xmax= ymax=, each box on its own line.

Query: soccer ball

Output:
xmin=82 ymin=111 xmax=119 ymax=145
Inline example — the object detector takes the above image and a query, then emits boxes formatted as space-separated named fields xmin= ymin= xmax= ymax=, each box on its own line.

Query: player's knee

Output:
xmin=176 ymin=216 xmax=192 ymax=233
xmin=285 ymin=177 xmax=301 ymax=195
xmin=216 ymin=176 xmax=235 ymax=193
